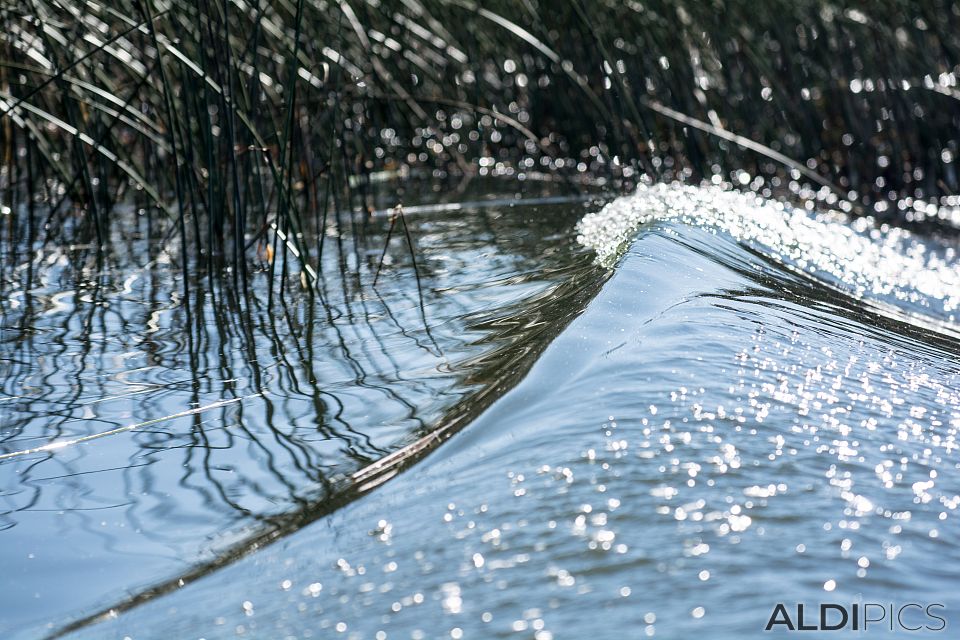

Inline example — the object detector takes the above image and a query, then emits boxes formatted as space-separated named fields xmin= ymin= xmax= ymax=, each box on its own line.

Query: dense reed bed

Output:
xmin=2 ymin=0 xmax=959 ymax=293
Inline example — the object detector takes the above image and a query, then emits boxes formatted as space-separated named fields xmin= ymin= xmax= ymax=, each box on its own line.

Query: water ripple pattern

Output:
xmin=0 ymin=189 xmax=604 ymax=638
xmin=62 ymin=186 xmax=960 ymax=639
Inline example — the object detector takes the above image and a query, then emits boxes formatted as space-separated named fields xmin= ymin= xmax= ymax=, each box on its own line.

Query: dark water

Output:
xmin=3 ymin=182 xmax=960 ymax=638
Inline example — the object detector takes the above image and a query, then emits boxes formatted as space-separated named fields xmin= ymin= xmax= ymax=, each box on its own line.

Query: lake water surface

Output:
xmin=3 ymin=181 xmax=960 ymax=639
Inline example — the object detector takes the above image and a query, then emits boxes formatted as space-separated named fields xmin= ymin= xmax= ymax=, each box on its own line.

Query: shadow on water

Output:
xmin=0 ymin=180 xmax=608 ymax=638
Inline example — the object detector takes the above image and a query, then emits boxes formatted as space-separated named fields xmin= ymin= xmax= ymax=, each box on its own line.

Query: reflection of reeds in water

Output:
xmin=0 ymin=193 xmax=603 ymax=635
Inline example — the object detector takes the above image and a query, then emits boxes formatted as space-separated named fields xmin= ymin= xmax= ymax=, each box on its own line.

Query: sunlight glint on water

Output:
xmin=577 ymin=183 xmax=960 ymax=322
xmin=64 ymin=184 xmax=960 ymax=639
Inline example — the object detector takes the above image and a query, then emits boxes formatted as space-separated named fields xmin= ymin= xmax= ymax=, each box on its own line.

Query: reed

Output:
xmin=2 ymin=0 xmax=958 ymax=289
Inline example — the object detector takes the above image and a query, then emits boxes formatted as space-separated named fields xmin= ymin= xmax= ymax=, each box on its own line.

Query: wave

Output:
xmin=57 ymin=185 xmax=960 ymax=639
xmin=577 ymin=183 xmax=960 ymax=329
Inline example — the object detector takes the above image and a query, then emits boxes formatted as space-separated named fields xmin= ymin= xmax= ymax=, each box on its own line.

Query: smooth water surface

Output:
xmin=45 ymin=183 xmax=960 ymax=639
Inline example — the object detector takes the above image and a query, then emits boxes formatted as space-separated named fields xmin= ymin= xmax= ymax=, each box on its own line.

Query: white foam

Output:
xmin=577 ymin=183 xmax=960 ymax=321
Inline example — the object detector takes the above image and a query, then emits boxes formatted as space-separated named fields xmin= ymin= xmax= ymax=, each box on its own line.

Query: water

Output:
xmin=0 ymin=184 xmax=607 ymax=638
xmin=3 ymin=181 xmax=960 ymax=638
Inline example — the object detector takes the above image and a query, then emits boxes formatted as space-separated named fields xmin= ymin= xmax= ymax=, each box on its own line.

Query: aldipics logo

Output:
xmin=765 ymin=603 xmax=946 ymax=632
